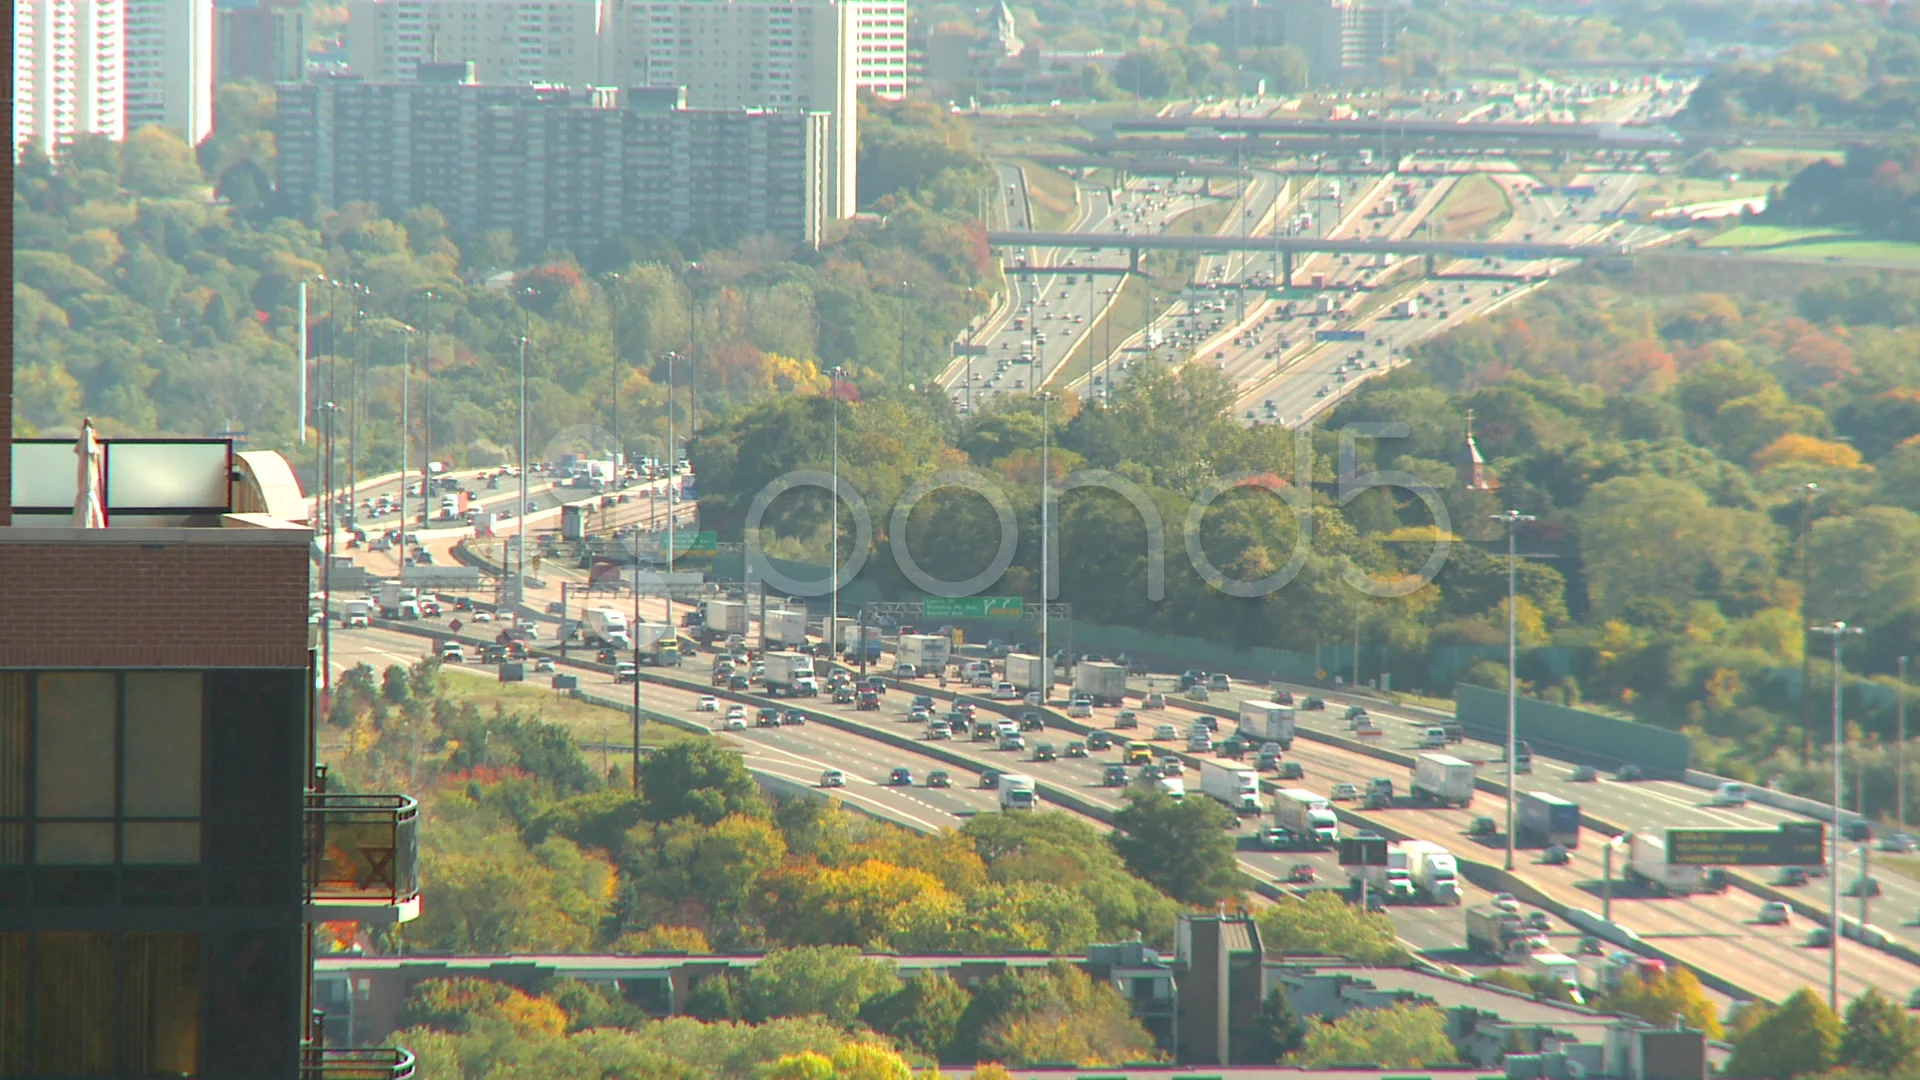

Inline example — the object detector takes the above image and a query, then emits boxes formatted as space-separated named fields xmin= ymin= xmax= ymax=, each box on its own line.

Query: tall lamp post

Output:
xmin=518 ymin=327 xmax=530 ymax=603
xmin=829 ymin=367 xmax=847 ymax=663
xmin=1491 ymin=509 xmax=1536 ymax=872
xmin=1901 ymin=655 xmax=1912 ymax=829
xmin=418 ymin=291 xmax=436 ymax=533
xmin=1038 ymin=391 xmax=1056 ymax=700
xmin=664 ymin=350 xmax=678 ymax=634
xmin=1812 ymin=619 xmax=1863 ymax=1012
xmin=1799 ymin=482 xmax=1821 ymax=764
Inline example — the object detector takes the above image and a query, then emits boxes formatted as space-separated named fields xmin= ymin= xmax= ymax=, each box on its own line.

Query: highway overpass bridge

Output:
xmin=1106 ymin=115 xmax=1686 ymax=150
xmin=988 ymin=229 xmax=1625 ymax=277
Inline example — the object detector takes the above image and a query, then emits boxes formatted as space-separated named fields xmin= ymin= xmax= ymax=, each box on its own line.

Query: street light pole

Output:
xmin=419 ymin=291 xmax=435 ymax=533
xmin=1039 ymin=391 xmax=1055 ymax=700
xmin=665 ymin=351 xmax=677 ymax=635
xmin=518 ymin=329 xmax=530 ymax=603
xmin=1800 ymin=482 xmax=1821 ymax=764
xmin=829 ymin=367 xmax=845 ymax=664
xmin=1812 ymin=620 xmax=1862 ymax=1012
xmin=1902 ymin=655 xmax=1911 ymax=829
xmin=1491 ymin=509 xmax=1536 ymax=872
xmin=399 ymin=326 xmax=412 ymax=571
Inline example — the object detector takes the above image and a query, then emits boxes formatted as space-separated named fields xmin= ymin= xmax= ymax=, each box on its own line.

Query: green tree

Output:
xmin=1109 ymin=789 xmax=1242 ymax=904
xmin=1255 ymin=891 xmax=1408 ymax=965
xmin=958 ymin=962 xmax=1161 ymax=1066
xmin=1236 ymin=986 xmax=1308 ymax=1063
xmin=684 ymin=974 xmax=744 ymax=1021
xmin=381 ymin=664 xmax=412 ymax=704
xmin=639 ymin=741 xmax=764 ymax=825
xmin=863 ymin=971 xmax=972 ymax=1059
xmin=1841 ymin=988 xmax=1920 ymax=1074
xmin=742 ymin=946 xmax=902 ymax=1025
xmin=541 ymin=977 xmax=648 ymax=1032
xmin=1289 ymin=1002 xmax=1459 ymax=1068
xmin=1726 ymin=988 xmax=1841 ymax=1079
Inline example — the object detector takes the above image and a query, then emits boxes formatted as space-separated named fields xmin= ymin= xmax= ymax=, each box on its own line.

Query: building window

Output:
xmin=1 ymin=930 xmax=201 ymax=1076
xmin=0 ymin=672 xmax=204 ymax=868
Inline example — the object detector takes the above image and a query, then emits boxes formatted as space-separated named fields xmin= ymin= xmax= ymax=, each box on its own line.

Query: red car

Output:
xmin=1287 ymin=864 xmax=1317 ymax=885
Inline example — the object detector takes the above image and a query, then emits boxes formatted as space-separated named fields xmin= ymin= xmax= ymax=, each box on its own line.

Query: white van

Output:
xmin=1711 ymin=782 xmax=1747 ymax=807
xmin=1422 ymin=727 xmax=1449 ymax=748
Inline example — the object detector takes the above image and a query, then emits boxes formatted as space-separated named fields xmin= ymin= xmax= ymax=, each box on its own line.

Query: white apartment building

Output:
xmin=13 ymin=0 xmax=127 ymax=157
xmin=598 ymin=0 xmax=858 ymax=217
xmin=851 ymin=0 xmax=906 ymax=99
xmin=124 ymin=0 xmax=215 ymax=145
xmin=345 ymin=0 xmax=603 ymax=84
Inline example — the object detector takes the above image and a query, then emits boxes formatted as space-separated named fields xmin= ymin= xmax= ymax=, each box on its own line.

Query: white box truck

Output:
xmin=1074 ymin=661 xmax=1128 ymax=707
xmin=377 ymin=583 xmax=418 ymax=618
xmin=1237 ymin=700 xmax=1296 ymax=750
xmin=1000 ymin=773 xmax=1037 ymax=811
xmin=1005 ymin=654 xmax=1049 ymax=692
xmin=764 ymin=608 xmax=809 ymax=648
xmin=583 ymin=607 xmax=631 ymax=649
xmin=1352 ymin=843 xmax=1416 ymax=903
xmin=898 ymin=634 xmax=951 ymax=676
xmin=1626 ymin=834 xmax=1726 ymax=896
xmin=1199 ymin=760 xmax=1264 ymax=815
xmin=1402 ymin=840 xmax=1462 ymax=905
xmin=344 ymin=600 xmax=371 ymax=628
xmin=1467 ymin=905 xmax=1525 ymax=959
xmin=1528 ymin=951 xmax=1583 ymax=999
xmin=762 ymin=652 xmax=818 ymax=697
xmin=1275 ymin=788 xmax=1338 ymax=847
xmin=1409 ymin=752 xmax=1476 ymax=808
xmin=699 ymin=599 xmax=748 ymax=644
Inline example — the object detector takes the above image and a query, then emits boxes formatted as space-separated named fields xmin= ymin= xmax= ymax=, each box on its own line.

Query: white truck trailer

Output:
xmin=1274 ymin=788 xmax=1339 ymax=847
xmin=582 ymin=607 xmax=632 ymax=649
xmin=763 ymin=608 xmax=809 ymax=648
xmin=1237 ymin=699 xmax=1296 ymax=750
xmin=699 ymin=599 xmax=748 ymax=644
xmin=1199 ymin=760 xmax=1264 ymax=815
xmin=1626 ymin=834 xmax=1727 ymax=896
xmin=1005 ymin=654 xmax=1049 ymax=692
xmin=762 ymin=652 xmax=819 ymax=697
xmin=999 ymin=773 xmax=1037 ymax=811
xmin=1402 ymin=840 xmax=1462 ymax=905
xmin=1409 ymin=752 xmax=1476 ymax=808
xmin=897 ymin=634 xmax=951 ymax=676
xmin=1073 ymin=661 xmax=1128 ymax=707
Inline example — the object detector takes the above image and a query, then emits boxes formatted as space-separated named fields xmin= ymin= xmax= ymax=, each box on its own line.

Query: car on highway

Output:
xmin=1330 ymin=782 xmax=1359 ymax=801
xmin=1756 ymin=902 xmax=1791 ymax=926
xmin=820 ymin=769 xmax=846 ymax=788
xmin=1301 ymin=697 xmax=1325 ymax=711
xmin=1883 ymin=833 xmax=1919 ymax=853
xmin=1808 ymin=927 xmax=1834 ymax=948
xmin=1491 ymin=893 xmax=1520 ymax=913
xmin=756 ymin=707 xmax=782 ymax=728
xmin=782 ymin=709 xmax=807 ymax=726
xmin=979 ymin=769 xmax=1002 ymax=790
xmin=1525 ymin=912 xmax=1552 ymax=932
xmin=1847 ymin=876 xmax=1883 ymax=897
xmin=999 ymin=732 xmax=1027 ymax=751
xmin=1776 ymin=867 xmax=1810 ymax=887
xmin=1103 ymin=764 xmax=1128 ymax=786
xmin=1570 ymin=764 xmax=1597 ymax=782
xmin=1142 ymin=693 xmax=1166 ymax=710
xmin=1288 ymin=864 xmax=1317 ymax=884
xmin=615 ymin=662 xmax=638 ymax=683
xmin=729 ymin=675 xmax=751 ymax=692
xmin=926 ymin=769 xmax=952 ymax=789
xmin=1615 ymin=764 xmax=1645 ymax=782
xmin=1279 ymin=760 xmax=1306 ymax=780
xmin=1542 ymin=845 xmax=1571 ymax=865
xmin=1153 ymin=724 xmax=1178 ymax=741
xmin=1033 ymin=742 xmax=1057 ymax=762
xmin=1065 ymin=741 xmax=1088 ymax=759
xmin=1088 ymin=731 xmax=1114 ymax=751
xmin=1019 ymin=711 xmax=1045 ymax=731
xmin=1469 ymin=816 xmax=1498 ymax=838
xmin=1114 ymin=711 xmax=1138 ymax=730
xmin=696 ymin=695 xmax=718 ymax=712
xmin=926 ymin=720 xmax=951 ymax=740
xmin=889 ymin=767 xmax=913 ymax=787
xmin=1158 ymin=756 xmax=1184 ymax=776
xmin=1067 ymin=699 xmax=1092 ymax=718
xmin=892 ymin=663 xmax=916 ymax=679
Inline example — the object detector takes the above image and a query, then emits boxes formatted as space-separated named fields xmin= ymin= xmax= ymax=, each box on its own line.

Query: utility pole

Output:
xmin=1491 ymin=509 xmax=1537 ymax=872
xmin=1038 ymin=391 xmax=1055 ymax=701
xmin=518 ymin=326 xmax=530 ymax=604
xmin=1901 ymin=655 xmax=1911 ymax=829
xmin=419 ymin=291 xmax=435 ymax=533
xmin=829 ymin=367 xmax=845 ymax=666
xmin=399 ymin=326 xmax=412 ymax=571
xmin=1811 ymin=619 xmax=1862 ymax=1012
xmin=1800 ymin=482 xmax=1820 ymax=764
xmin=665 ymin=351 xmax=677 ymax=634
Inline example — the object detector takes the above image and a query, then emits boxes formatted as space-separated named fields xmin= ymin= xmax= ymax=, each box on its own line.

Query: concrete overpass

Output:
xmin=989 ymin=229 xmax=1625 ymax=278
xmin=1106 ymin=115 xmax=1686 ymax=150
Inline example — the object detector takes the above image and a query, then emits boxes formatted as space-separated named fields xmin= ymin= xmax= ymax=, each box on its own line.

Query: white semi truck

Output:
xmin=1198 ymin=760 xmax=1264 ymax=815
xmin=582 ymin=607 xmax=632 ymax=649
xmin=897 ymin=634 xmax=951 ymax=676
xmin=1274 ymin=788 xmax=1339 ymax=848
xmin=999 ymin=773 xmax=1037 ymax=811
xmin=1409 ymin=752 xmax=1476 ymax=808
xmin=1073 ymin=661 xmax=1128 ymax=707
xmin=1401 ymin=840 xmax=1462 ymax=905
xmin=1237 ymin=699 xmax=1296 ymax=750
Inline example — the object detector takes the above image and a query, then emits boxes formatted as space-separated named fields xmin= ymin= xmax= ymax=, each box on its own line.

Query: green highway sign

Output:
xmin=922 ymin=596 xmax=1025 ymax=620
xmin=660 ymin=531 xmax=719 ymax=557
xmin=1667 ymin=823 xmax=1824 ymax=866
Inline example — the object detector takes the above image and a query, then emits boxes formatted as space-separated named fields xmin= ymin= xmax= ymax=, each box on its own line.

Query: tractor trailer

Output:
xmin=1005 ymin=654 xmax=1049 ymax=692
xmin=1237 ymin=700 xmax=1296 ymax=750
xmin=897 ymin=634 xmax=951 ymax=676
xmin=1410 ymin=753 xmax=1476 ymax=808
xmin=1199 ymin=760 xmax=1264 ymax=815
xmin=1626 ymin=834 xmax=1727 ymax=896
xmin=1073 ymin=661 xmax=1128 ymax=707
xmin=1402 ymin=840 xmax=1462 ymax=905
xmin=763 ymin=608 xmax=809 ymax=648
xmin=1275 ymin=788 xmax=1338 ymax=847
xmin=1517 ymin=791 xmax=1581 ymax=849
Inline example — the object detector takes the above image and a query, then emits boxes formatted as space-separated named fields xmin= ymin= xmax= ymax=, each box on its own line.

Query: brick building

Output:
xmin=0 ymin=432 xmax=419 ymax=1072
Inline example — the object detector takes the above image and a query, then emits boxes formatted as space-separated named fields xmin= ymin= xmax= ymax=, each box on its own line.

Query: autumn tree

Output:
xmin=742 ymin=946 xmax=902 ymax=1025
xmin=1596 ymin=966 xmax=1722 ymax=1038
xmin=1840 ymin=988 xmax=1920 ymax=1074
xmin=1727 ymin=988 xmax=1841 ymax=1079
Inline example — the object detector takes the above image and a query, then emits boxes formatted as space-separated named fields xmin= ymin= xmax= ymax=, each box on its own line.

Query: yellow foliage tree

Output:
xmin=613 ymin=924 xmax=712 ymax=953
xmin=1750 ymin=433 xmax=1865 ymax=472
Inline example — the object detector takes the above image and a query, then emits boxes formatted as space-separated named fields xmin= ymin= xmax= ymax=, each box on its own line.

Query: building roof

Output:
xmin=1278 ymin=962 xmax=1616 ymax=1027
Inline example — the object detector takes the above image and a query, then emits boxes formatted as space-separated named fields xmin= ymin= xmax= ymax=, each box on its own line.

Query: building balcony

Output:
xmin=305 ymin=793 xmax=421 ymax=924
xmin=301 ymin=1046 xmax=417 ymax=1080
